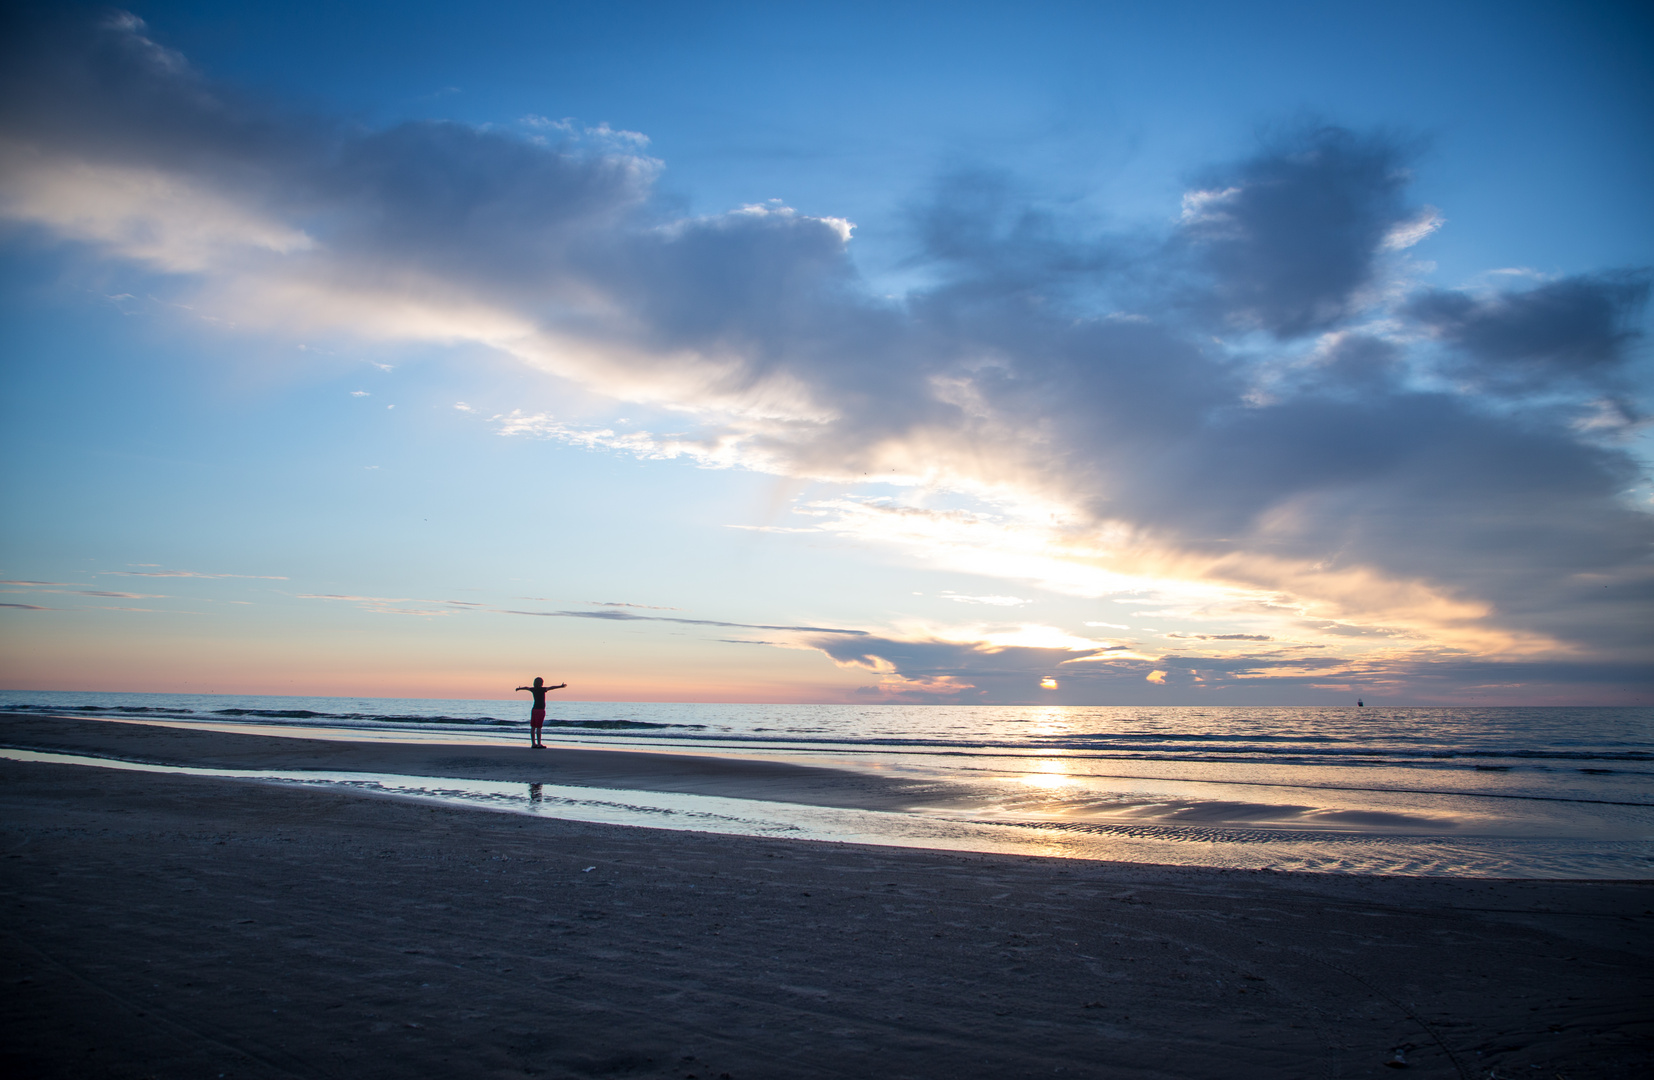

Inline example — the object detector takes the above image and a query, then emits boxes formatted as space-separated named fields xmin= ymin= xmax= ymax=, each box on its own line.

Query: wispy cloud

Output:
xmin=502 ymin=608 xmax=866 ymax=636
xmin=297 ymin=591 xmax=864 ymax=636
xmin=92 ymin=605 xmax=205 ymax=614
xmin=297 ymin=593 xmax=462 ymax=616
xmin=4 ymin=583 xmax=168 ymax=599
xmin=514 ymin=597 xmax=683 ymax=610
xmin=103 ymin=569 xmax=288 ymax=580
xmin=941 ymin=591 xmax=1032 ymax=606
xmin=1165 ymin=632 xmax=1274 ymax=641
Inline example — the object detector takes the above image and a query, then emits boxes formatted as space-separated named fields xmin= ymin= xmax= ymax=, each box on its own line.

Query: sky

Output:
xmin=1 ymin=0 xmax=1650 ymax=705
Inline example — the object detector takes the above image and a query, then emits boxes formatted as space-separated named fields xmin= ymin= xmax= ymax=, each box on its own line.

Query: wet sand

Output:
xmin=0 ymin=713 xmax=947 ymax=810
xmin=1 ymin=716 xmax=1651 ymax=1079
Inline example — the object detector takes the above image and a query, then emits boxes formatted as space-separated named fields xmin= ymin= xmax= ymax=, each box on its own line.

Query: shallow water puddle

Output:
xmin=4 ymin=747 xmax=1650 ymax=879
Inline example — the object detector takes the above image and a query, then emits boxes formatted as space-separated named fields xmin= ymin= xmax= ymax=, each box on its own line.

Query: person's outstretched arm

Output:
xmin=548 ymin=683 xmax=567 ymax=690
xmin=515 ymin=686 xmax=532 ymax=692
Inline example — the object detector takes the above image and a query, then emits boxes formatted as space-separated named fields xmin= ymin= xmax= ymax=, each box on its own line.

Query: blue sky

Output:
xmin=1 ymin=1 xmax=1650 ymax=704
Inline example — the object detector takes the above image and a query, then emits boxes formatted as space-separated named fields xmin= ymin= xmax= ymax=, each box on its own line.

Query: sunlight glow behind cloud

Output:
xmin=0 ymin=8 xmax=1648 ymax=702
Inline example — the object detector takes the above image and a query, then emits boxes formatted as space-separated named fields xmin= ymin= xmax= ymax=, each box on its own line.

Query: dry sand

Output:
xmin=1 ymin=714 xmax=1650 ymax=1079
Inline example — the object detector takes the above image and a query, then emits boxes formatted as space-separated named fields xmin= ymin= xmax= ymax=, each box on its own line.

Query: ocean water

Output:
xmin=4 ymin=691 xmax=1651 ymax=879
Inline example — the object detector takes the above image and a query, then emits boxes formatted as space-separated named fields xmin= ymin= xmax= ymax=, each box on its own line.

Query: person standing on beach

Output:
xmin=514 ymin=677 xmax=567 ymax=749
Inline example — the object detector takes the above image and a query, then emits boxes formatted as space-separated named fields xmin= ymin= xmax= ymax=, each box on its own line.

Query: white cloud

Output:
xmin=941 ymin=591 xmax=1032 ymax=606
xmin=1178 ymin=186 xmax=1240 ymax=226
xmin=0 ymin=147 xmax=315 ymax=273
xmin=1380 ymin=206 xmax=1444 ymax=251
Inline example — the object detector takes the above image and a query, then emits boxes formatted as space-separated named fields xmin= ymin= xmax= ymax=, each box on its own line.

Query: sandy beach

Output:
xmin=1 ymin=715 xmax=1649 ymax=1079
xmin=0 ymin=714 xmax=944 ymax=810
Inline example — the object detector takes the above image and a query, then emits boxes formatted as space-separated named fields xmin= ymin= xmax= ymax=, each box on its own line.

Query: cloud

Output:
xmin=298 ymin=589 xmax=863 ymax=635
xmin=300 ymin=592 xmax=423 ymax=604
xmin=941 ymin=591 xmax=1031 ymax=606
xmin=502 ymin=607 xmax=866 ymax=636
xmin=93 ymin=605 xmax=203 ymax=614
xmin=3 ymin=582 xmax=167 ymax=599
xmin=102 ymin=569 xmax=288 ymax=579
xmin=804 ymin=631 xmax=1097 ymax=700
xmin=1176 ymin=125 xmax=1423 ymax=337
xmin=1166 ymin=632 xmax=1273 ymax=641
xmin=795 ymin=626 xmax=1652 ymax=703
xmin=1405 ymin=271 xmax=1650 ymax=401
xmin=2 ymin=11 xmax=1650 ymax=699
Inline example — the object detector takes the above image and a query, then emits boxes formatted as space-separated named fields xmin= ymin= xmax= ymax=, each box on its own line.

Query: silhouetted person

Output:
xmin=515 ymin=677 xmax=567 ymax=748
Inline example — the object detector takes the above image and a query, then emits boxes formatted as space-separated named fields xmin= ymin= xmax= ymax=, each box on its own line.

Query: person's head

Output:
xmin=533 ymin=676 xmax=544 ymax=687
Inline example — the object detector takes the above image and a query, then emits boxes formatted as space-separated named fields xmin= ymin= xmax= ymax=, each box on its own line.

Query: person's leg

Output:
xmin=531 ymin=707 xmax=545 ymax=747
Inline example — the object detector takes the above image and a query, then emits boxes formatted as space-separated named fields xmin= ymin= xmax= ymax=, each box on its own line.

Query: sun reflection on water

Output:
xmin=1017 ymin=757 xmax=1079 ymax=790
xmin=1024 ymin=707 xmax=1072 ymax=737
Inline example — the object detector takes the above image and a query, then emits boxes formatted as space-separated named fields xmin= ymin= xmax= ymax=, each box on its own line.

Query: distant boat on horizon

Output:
xmin=1357 ymin=699 xmax=1364 ymax=707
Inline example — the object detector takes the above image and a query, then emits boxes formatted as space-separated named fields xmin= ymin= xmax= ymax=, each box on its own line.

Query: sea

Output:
xmin=4 ymin=690 xmax=1651 ymax=880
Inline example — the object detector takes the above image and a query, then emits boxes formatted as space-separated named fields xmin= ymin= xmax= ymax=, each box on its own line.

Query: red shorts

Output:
xmin=531 ymin=708 xmax=545 ymax=727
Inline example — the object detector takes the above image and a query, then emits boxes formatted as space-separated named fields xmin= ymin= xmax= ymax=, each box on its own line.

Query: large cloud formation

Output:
xmin=3 ymin=10 xmax=1650 ymax=701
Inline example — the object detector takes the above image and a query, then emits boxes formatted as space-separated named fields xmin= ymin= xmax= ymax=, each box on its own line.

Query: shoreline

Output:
xmin=2 ymin=752 xmax=1650 ymax=1078
xmin=0 ymin=712 xmax=949 ymax=812
xmin=6 ymin=712 xmax=1651 ymax=883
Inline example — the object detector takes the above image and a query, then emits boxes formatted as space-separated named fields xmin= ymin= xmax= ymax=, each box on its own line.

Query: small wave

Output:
xmin=0 ymin=701 xmax=1636 ymax=758
xmin=211 ymin=708 xmax=347 ymax=719
xmin=204 ymin=708 xmax=702 ymax=729
xmin=491 ymin=729 xmax=1654 ymax=766
xmin=1 ymin=701 xmax=703 ymax=731
xmin=3 ymin=704 xmax=196 ymax=716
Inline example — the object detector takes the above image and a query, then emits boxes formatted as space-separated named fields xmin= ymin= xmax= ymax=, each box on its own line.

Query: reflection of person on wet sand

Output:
xmin=514 ymin=677 xmax=567 ymax=748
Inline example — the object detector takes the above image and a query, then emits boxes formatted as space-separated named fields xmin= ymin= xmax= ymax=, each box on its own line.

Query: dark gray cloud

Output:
xmin=1406 ymin=272 xmax=1650 ymax=400
xmin=806 ymin=633 xmax=1113 ymax=702
xmin=1177 ymin=125 xmax=1421 ymax=338
xmin=807 ymin=633 xmax=1652 ymax=704
xmin=2 ymin=10 xmax=1650 ymax=699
